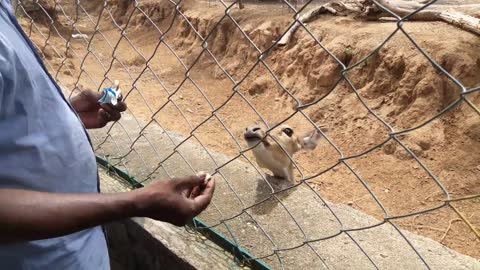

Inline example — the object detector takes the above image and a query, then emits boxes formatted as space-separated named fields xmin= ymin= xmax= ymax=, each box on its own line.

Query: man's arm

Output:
xmin=0 ymin=174 xmax=215 ymax=244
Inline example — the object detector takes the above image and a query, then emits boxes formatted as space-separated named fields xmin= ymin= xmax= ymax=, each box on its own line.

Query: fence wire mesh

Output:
xmin=14 ymin=0 xmax=480 ymax=269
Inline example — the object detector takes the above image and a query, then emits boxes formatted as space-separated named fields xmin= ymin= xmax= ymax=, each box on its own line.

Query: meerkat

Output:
xmin=243 ymin=124 xmax=322 ymax=183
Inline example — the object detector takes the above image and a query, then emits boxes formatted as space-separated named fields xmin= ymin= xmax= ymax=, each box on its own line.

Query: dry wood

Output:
xmin=276 ymin=0 xmax=480 ymax=46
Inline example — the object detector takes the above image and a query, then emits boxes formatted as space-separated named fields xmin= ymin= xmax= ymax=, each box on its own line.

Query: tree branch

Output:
xmin=275 ymin=0 xmax=480 ymax=47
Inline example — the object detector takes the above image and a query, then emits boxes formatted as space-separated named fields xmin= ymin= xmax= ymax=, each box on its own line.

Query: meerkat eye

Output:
xmin=282 ymin=127 xmax=293 ymax=137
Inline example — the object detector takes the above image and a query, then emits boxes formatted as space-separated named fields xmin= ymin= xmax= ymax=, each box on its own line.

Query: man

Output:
xmin=0 ymin=0 xmax=215 ymax=269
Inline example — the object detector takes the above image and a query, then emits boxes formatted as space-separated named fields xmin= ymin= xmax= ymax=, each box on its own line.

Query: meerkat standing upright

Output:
xmin=243 ymin=124 xmax=322 ymax=183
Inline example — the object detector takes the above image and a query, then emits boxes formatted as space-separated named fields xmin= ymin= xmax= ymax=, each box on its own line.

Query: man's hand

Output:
xmin=134 ymin=174 xmax=215 ymax=226
xmin=70 ymin=89 xmax=127 ymax=129
xmin=0 ymin=173 xmax=215 ymax=243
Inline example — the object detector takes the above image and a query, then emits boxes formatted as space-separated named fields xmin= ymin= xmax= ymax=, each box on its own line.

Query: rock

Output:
xmin=383 ymin=141 xmax=397 ymax=155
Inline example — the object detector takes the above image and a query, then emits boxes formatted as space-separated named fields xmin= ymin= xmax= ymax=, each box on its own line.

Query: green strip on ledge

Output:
xmin=96 ymin=155 xmax=272 ymax=270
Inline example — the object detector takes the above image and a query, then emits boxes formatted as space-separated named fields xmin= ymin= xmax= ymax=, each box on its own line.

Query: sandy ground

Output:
xmin=17 ymin=0 xmax=480 ymax=261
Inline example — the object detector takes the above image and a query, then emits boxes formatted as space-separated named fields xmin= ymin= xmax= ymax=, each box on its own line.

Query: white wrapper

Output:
xmin=99 ymin=81 xmax=121 ymax=106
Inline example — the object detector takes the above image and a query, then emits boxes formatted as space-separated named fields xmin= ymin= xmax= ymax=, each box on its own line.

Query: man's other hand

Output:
xmin=133 ymin=174 xmax=216 ymax=226
xmin=70 ymin=90 xmax=127 ymax=129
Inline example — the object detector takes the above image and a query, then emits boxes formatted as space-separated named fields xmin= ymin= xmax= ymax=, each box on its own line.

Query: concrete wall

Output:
xmin=106 ymin=220 xmax=194 ymax=270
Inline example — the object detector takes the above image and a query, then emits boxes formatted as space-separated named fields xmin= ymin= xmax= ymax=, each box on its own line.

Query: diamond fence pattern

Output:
xmin=13 ymin=0 xmax=480 ymax=269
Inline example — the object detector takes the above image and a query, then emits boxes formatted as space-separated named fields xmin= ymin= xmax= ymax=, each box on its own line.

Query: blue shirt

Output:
xmin=0 ymin=1 xmax=110 ymax=269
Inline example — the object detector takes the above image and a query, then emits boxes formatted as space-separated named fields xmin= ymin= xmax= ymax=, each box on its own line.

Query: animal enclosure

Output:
xmin=14 ymin=0 xmax=480 ymax=269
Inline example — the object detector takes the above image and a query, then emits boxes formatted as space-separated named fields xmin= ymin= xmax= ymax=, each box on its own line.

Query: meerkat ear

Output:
xmin=302 ymin=128 xmax=322 ymax=150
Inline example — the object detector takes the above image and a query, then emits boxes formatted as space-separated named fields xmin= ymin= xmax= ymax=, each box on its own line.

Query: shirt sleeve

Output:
xmin=0 ymin=43 xmax=6 ymax=115
xmin=0 ymin=71 xmax=3 ymax=114
xmin=0 ymin=28 xmax=17 ymax=118
xmin=0 ymin=39 xmax=7 ymax=116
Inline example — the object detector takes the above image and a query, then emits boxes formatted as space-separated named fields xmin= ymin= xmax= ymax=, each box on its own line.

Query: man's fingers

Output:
xmin=93 ymin=90 xmax=104 ymax=100
xmin=70 ymin=90 xmax=101 ymax=112
xmin=100 ymin=104 xmax=122 ymax=121
xmin=79 ymin=111 xmax=107 ymax=129
xmin=196 ymin=171 xmax=213 ymax=185
xmin=189 ymin=186 xmax=201 ymax=198
xmin=115 ymin=100 xmax=127 ymax=112
xmin=97 ymin=109 xmax=110 ymax=126
xmin=192 ymin=178 xmax=215 ymax=215
xmin=175 ymin=174 xmax=206 ymax=189
xmin=185 ymin=172 xmax=213 ymax=197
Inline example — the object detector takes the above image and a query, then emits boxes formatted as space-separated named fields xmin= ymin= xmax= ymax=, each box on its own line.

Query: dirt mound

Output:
xmin=171 ymin=6 xmax=480 ymax=120
xmin=16 ymin=0 xmax=59 ymax=25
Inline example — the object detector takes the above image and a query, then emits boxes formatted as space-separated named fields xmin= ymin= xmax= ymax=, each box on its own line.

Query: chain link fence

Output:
xmin=13 ymin=0 xmax=480 ymax=269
